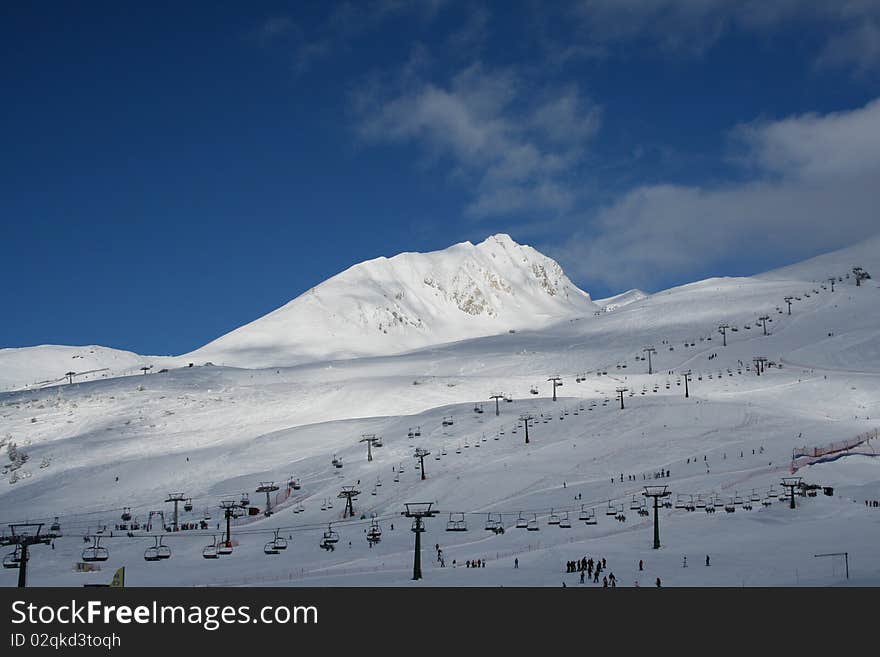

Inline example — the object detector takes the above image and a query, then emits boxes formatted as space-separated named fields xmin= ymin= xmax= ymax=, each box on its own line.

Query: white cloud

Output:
xmin=555 ymin=98 xmax=880 ymax=289
xmin=354 ymin=62 xmax=601 ymax=219
xmin=815 ymin=20 xmax=880 ymax=75
xmin=564 ymin=0 xmax=880 ymax=72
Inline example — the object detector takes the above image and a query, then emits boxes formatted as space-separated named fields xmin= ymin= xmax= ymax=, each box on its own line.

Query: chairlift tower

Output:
xmin=65 ymin=371 xmax=76 ymax=385
xmin=360 ymin=434 xmax=379 ymax=462
xmin=140 ymin=365 xmax=152 ymax=375
xmin=402 ymin=502 xmax=437 ymax=580
xmin=784 ymin=297 xmax=794 ymax=315
xmin=519 ymin=413 xmax=534 ymax=444
xmin=643 ymin=346 xmax=656 ymax=375
xmin=828 ymin=278 xmax=836 ymax=293
xmin=643 ymin=486 xmax=671 ymax=549
xmin=616 ymin=387 xmax=628 ymax=410
xmin=547 ymin=376 xmax=562 ymax=402
xmin=753 ymin=356 xmax=768 ymax=376
xmin=147 ymin=510 xmax=166 ymax=532
xmin=256 ymin=482 xmax=280 ymax=517
xmin=338 ymin=485 xmax=361 ymax=518
xmin=683 ymin=370 xmax=692 ymax=398
xmin=1 ymin=524 xmax=51 ymax=588
xmin=489 ymin=393 xmax=504 ymax=416
xmin=413 ymin=448 xmax=430 ymax=480
xmin=758 ymin=315 xmax=770 ymax=336
xmin=219 ymin=500 xmax=243 ymax=549
xmin=164 ymin=492 xmax=187 ymax=531
xmin=718 ymin=324 xmax=729 ymax=347
xmin=781 ymin=476 xmax=802 ymax=509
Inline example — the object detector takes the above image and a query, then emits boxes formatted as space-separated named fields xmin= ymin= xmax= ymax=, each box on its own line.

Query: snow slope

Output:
xmin=1 ymin=234 xmax=880 ymax=587
xmin=594 ymin=289 xmax=648 ymax=312
xmin=0 ymin=345 xmax=171 ymax=393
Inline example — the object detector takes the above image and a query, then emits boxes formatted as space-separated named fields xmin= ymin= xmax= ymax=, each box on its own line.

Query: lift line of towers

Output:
xmin=6 ymin=266 xmax=867 ymax=584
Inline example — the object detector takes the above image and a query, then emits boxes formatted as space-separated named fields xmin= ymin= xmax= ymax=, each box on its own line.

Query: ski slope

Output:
xmin=1 ymin=235 xmax=880 ymax=587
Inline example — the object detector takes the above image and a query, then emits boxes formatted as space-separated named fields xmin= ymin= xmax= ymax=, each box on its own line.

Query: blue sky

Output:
xmin=2 ymin=1 xmax=879 ymax=355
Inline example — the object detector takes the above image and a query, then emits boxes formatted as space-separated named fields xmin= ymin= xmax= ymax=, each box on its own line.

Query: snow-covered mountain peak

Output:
xmin=185 ymin=235 xmax=596 ymax=368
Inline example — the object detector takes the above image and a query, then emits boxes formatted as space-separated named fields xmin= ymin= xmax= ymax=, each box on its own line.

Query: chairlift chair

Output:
xmin=767 ymin=486 xmax=778 ymax=498
xmin=217 ymin=539 xmax=234 ymax=555
xmin=121 ymin=507 xmax=132 ymax=522
xmin=323 ymin=524 xmax=340 ymax=544
xmin=81 ymin=536 xmax=109 ymax=563
xmin=578 ymin=505 xmax=589 ymax=521
xmin=50 ymin=517 xmax=61 ymax=534
xmin=3 ymin=546 xmax=22 ymax=569
xmin=630 ymin=495 xmax=641 ymax=510
xmin=559 ymin=512 xmax=571 ymax=529
xmin=606 ymin=501 xmax=617 ymax=516
xmin=724 ymin=499 xmax=736 ymax=513
xmin=202 ymin=536 xmax=220 ymax=559
xmin=584 ymin=508 xmax=597 ymax=525
xmin=144 ymin=536 xmax=171 ymax=562
xmin=264 ymin=541 xmax=280 ymax=555
xmin=696 ymin=495 xmax=706 ymax=509
xmin=446 ymin=512 xmax=467 ymax=532
xmin=515 ymin=513 xmax=528 ymax=529
xmin=675 ymin=494 xmax=688 ymax=510
xmin=272 ymin=529 xmax=288 ymax=551
xmin=526 ymin=514 xmax=540 ymax=531
xmin=547 ymin=509 xmax=560 ymax=525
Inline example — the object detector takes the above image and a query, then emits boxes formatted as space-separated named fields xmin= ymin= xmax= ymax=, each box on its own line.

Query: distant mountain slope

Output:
xmin=0 ymin=344 xmax=165 ymax=392
xmin=594 ymin=289 xmax=648 ymax=312
xmin=759 ymin=233 xmax=880 ymax=283
xmin=185 ymin=234 xmax=597 ymax=367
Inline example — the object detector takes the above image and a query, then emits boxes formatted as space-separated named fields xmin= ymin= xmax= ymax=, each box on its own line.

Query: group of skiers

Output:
xmin=866 ymin=500 xmax=880 ymax=508
xmin=615 ymin=470 xmax=670 ymax=484
xmin=564 ymin=556 xmax=616 ymax=585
